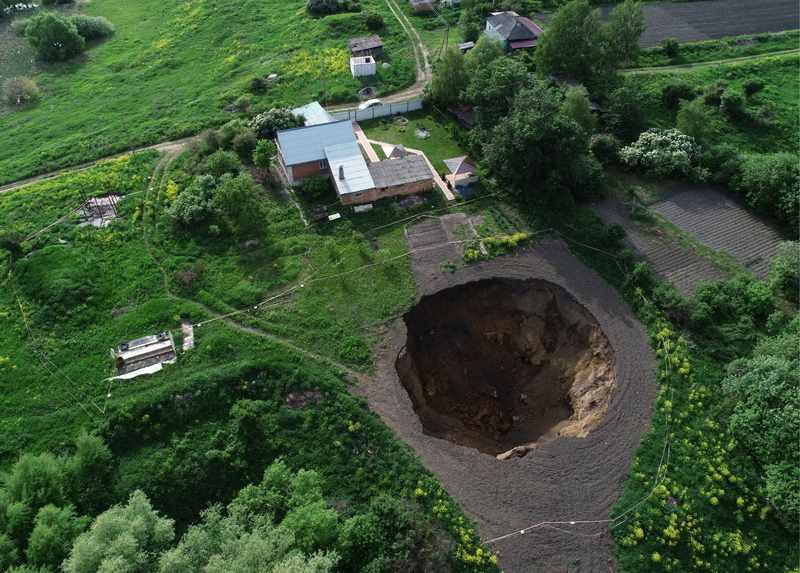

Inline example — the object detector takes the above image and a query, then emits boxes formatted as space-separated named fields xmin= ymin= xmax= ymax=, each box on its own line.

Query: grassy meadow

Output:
xmin=0 ymin=0 xmax=417 ymax=184
xmin=637 ymin=53 xmax=800 ymax=154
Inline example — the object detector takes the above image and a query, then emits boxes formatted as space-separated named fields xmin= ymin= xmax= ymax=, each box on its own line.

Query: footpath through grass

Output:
xmin=0 ymin=0 xmax=416 ymax=185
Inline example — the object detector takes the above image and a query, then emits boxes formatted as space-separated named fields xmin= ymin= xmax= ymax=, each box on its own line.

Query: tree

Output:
xmin=619 ymin=128 xmax=701 ymax=179
xmin=661 ymin=37 xmax=679 ymax=57
xmin=362 ymin=10 xmax=383 ymax=30
xmin=250 ymin=108 xmax=304 ymax=140
xmin=63 ymin=490 xmax=174 ymax=573
xmin=25 ymin=12 xmax=85 ymax=62
xmin=464 ymin=57 xmax=530 ymax=132
xmin=602 ymin=77 xmax=654 ymax=141
xmin=481 ymin=81 xmax=605 ymax=205
xmin=463 ymin=34 xmax=503 ymax=73
xmin=676 ymin=98 xmax=714 ymax=144
xmin=430 ymin=47 xmax=468 ymax=108
xmin=732 ymin=152 xmax=799 ymax=232
xmin=200 ymin=149 xmax=244 ymax=179
xmin=306 ymin=0 xmax=339 ymax=17
xmin=252 ymin=139 xmax=277 ymax=170
xmin=25 ymin=505 xmax=90 ymax=570
xmin=722 ymin=351 xmax=799 ymax=532
xmin=213 ymin=174 xmax=265 ymax=234
xmin=533 ymin=0 xmax=602 ymax=84
xmin=167 ymin=175 xmax=222 ymax=228
xmin=600 ymin=0 xmax=645 ymax=70
xmin=559 ymin=87 xmax=597 ymax=135
xmin=768 ymin=241 xmax=799 ymax=303
xmin=460 ymin=21 xmax=480 ymax=44
xmin=2 ymin=77 xmax=41 ymax=107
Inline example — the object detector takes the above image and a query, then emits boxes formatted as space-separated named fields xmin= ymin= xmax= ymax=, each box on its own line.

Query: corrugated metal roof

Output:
xmin=292 ymin=101 xmax=335 ymax=126
xmin=277 ymin=120 xmax=356 ymax=166
xmin=325 ymin=141 xmax=375 ymax=195
xmin=486 ymin=12 xmax=540 ymax=41
xmin=368 ymin=155 xmax=433 ymax=188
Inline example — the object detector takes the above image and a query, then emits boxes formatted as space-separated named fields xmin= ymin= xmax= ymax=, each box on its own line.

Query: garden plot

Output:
xmin=651 ymin=183 xmax=784 ymax=279
xmin=593 ymin=198 xmax=725 ymax=295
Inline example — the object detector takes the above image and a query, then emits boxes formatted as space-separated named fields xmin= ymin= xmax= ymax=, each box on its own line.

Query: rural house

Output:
xmin=408 ymin=0 xmax=435 ymax=12
xmin=276 ymin=115 xmax=435 ymax=206
xmin=347 ymin=35 xmax=384 ymax=59
xmin=484 ymin=11 xmax=542 ymax=51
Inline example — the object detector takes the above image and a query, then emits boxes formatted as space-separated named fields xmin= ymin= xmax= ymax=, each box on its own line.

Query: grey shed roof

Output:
xmin=276 ymin=120 xmax=356 ymax=166
xmin=487 ymin=12 xmax=539 ymax=41
xmin=348 ymin=35 xmax=383 ymax=52
xmin=368 ymin=155 xmax=433 ymax=188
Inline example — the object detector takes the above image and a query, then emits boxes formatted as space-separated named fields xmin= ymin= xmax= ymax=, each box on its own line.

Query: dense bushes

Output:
xmin=731 ymin=153 xmax=799 ymax=232
xmin=25 ymin=12 xmax=85 ymax=62
xmin=619 ymin=128 xmax=701 ymax=179
xmin=69 ymin=15 xmax=115 ymax=41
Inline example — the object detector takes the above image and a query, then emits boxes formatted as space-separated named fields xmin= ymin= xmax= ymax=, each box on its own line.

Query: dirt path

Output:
xmin=623 ymin=48 xmax=799 ymax=74
xmin=357 ymin=231 xmax=657 ymax=573
xmin=0 ymin=138 xmax=196 ymax=195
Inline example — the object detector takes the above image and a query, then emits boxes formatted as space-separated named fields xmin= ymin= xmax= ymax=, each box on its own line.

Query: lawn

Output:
xmin=359 ymin=109 xmax=469 ymax=174
xmin=0 ymin=0 xmax=416 ymax=185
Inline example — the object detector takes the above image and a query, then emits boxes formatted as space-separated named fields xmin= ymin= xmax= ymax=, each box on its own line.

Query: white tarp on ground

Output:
xmin=104 ymin=359 xmax=176 ymax=381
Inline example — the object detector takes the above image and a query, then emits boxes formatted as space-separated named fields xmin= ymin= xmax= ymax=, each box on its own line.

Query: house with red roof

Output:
xmin=484 ymin=11 xmax=543 ymax=51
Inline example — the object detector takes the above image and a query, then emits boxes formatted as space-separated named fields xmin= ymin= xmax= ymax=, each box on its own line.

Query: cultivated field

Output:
xmin=592 ymin=197 xmax=726 ymax=295
xmin=651 ymin=183 xmax=786 ymax=279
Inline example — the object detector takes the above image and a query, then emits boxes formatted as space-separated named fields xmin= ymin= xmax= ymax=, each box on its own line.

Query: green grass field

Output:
xmin=0 ymin=0 xmax=416 ymax=185
xmin=638 ymin=53 xmax=800 ymax=154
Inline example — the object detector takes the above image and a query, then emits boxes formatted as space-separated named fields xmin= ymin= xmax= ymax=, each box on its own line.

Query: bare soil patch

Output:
xmin=651 ymin=183 xmax=786 ymax=279
xmin=357 ymin=235 xmax=657 ymax=573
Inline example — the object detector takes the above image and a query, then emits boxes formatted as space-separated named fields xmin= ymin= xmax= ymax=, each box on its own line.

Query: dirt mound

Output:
xmin=396 ymin=279 xmax=616 ymax=457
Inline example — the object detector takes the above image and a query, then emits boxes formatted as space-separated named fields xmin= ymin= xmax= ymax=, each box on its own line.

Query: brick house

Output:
xmin=276 ymin=117 xmax=434 ymax=205
xmin=485 ymin=11 xmax=542 ymax=51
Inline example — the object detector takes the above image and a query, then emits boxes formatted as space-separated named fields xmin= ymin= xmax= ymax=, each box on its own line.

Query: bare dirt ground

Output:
xmin=650 ymin=183 xmax=786 ymax=280
xmin=593 ymin=197 xmax=726 ymax=295
xmin=537 ymin=0 xmax=800 ymax=48
xmin=355 ymin=230 xmax=657 ymax=573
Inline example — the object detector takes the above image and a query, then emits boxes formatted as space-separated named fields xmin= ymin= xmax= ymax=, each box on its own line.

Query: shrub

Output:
xmin=306 ymin=0 xmax=339 ymax=17
xmin=301 ymin=175 xmax=334 ymax=200
xmin=362 ymin=10 xmax=383 ymax=30
xmin=699 ymin=144 xmax=741 ymax=187
xmin=70 ymin=15 xmax=115 ymax=41
xmin=732 ymin=153 xmax=799 ymax=233
xmin=590 ymin=134 xmax=620 ymax=164
xmin=702 ymin=82 xmax=727 ymax=106
xmin=248 ymin=76 xmax=268 ymax=93
xmin=741 ymin=77 xmax=765 ymax=97
xmin=661 ymin=80 xmax=695 ymax=109
xmin=2 ymin=77 xmax=42 ymax=107
xmin=200 ymin=149 xmax=244 ymax=178
xmin=10 ymin=19 xmax=29 ymax=35
xmin=661 ymin=37 xmax=679 ymax=57
xmin=719 ymin=88 xmax=746 ymax=118
xmin=250 ymin=108 xmax=304 ymax=140
xmin=25 ymin=12 xmax=85 ymax=62
xmin=619 ymin=128 xmax=701 ymax=179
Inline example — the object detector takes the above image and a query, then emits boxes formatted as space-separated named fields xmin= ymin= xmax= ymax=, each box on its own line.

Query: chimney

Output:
xmin=338 ymin=165 xmax=345 ymax=180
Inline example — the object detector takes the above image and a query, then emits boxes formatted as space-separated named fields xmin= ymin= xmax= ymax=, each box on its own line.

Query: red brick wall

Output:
xmin=339 ymin=178 xmax=434 ymax=205
xmin=292 ymin=161 xmax=327 ymax=182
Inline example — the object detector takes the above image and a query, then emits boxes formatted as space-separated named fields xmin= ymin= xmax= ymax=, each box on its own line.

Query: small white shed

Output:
xmin=350 ymin=56 xmax=376 ymax=78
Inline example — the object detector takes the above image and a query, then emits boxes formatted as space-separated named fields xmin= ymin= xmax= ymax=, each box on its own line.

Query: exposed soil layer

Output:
xmin=357 ymin=231 xmax=657 ymax=573
xmin=397 ymin=278 xmax=616 ymax=457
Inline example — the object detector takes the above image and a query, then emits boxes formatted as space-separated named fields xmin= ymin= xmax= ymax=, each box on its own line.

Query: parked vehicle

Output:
xmin=358 ymin=98 xmax=382 ymax=110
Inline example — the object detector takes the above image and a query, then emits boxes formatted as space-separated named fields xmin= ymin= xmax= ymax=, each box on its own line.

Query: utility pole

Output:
xmin=321 ymin=59 xmax=327 ymax=109
xmin=120 ymin=114 xmax=135 ymax=157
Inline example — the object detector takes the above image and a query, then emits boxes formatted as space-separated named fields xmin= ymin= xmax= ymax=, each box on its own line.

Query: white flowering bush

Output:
xmin=619 ymin=128 xmax=701 ymax=179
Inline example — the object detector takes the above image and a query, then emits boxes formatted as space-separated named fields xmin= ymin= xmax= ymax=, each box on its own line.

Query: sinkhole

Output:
xmin=395 ymin=278 xmax=617 ymax=458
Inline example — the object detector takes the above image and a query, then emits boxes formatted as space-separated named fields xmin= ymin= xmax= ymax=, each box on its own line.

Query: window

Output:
xmin=355 ymin=192 xmax=363 ymax=197
xmin=319 ymin=159 xmax=328 ymax=169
